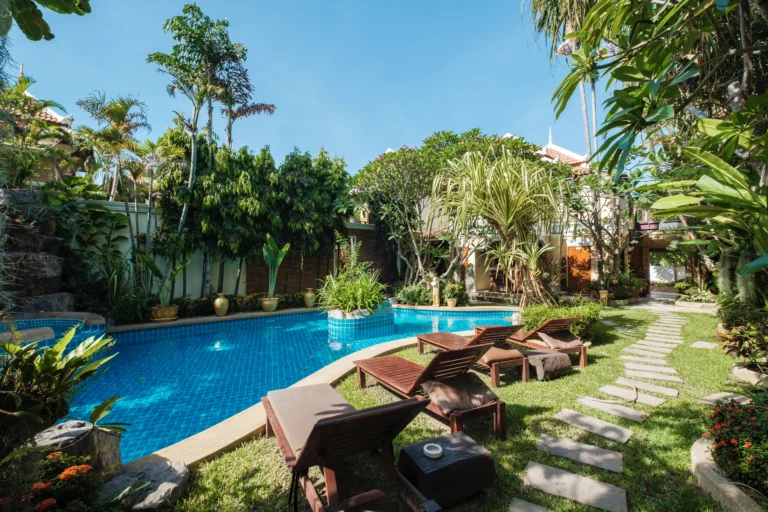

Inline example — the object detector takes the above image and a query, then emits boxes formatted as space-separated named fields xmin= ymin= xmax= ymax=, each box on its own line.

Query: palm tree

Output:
xmin=218 ymin=61 xmax=275 ymax=150
xmin=527 ymin=0 xmax=596 ymax=157
xmin=76 ymin=92 xmax=151 ymax=256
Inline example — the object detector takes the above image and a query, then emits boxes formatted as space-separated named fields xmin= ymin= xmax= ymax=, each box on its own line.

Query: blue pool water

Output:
xmin=69 ymin=309 xmax=516 ymax=462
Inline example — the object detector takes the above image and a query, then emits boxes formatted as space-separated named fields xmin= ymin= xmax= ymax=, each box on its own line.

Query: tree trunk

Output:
xmin=182 ymin=253 xmax=187 ymax=297
xmin=145 ymin=166 xmax=154 ymax=254
xmin=109 ymin=161 xmax=120 ymax=201
xmin=579 ymin=80 xmax=592 ymax=159
xmin=226 ymin=105 xmax=234 ymax=150
xmin=284 ymin=253 xmax=294 ymax=294
xmin=203 ymin=249 xmax=211 ymax=296
xmin=234 ymin=257 xmax=243 ymax=295
xmin=591 ymin=81 xmax=599 ymax=155
xmin=200 ymin=250 xmax=208 ymax=298
xmin=217 ymin=259 xmax=225 ymax=293
xmin=298 ymin=254 xmax=304 ymax=291
xmin=170 ymin=254 xmax=176 ymax=300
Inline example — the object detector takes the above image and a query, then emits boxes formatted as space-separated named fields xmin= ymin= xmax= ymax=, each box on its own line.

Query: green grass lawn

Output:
xmin=176 ymin=309 xmax=736 ymax=512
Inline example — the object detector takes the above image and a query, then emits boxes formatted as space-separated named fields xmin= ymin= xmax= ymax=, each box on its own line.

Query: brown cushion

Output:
xmin=481 ymin=347 xmax=524 ymax=364
xmin=421 ymin=373 xmax=499 ymax=415
xmin=267 ymin=384 xmax=356 ymax=456
xmin=539 ymin=330 xmax=583 ymax=349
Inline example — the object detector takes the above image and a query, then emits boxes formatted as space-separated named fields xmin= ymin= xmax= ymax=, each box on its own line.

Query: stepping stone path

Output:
xmin=516 ymin=313 xmax=689 ymax=512
xmin=623 ymin=363 xmax=678 ymax=374
xmin=537 ymin=433 xmax=624 ymax=472
xmin=579 ymin=397 xmax=648 ymax=423
xmin=616 ymin=377 xmax=679 ymax=397
xmin=697 ymin=392 xmax=751 ymax=406
xmin=554 ymin=408 xmax=633 ymax=443
xmin=691 ymin=341 xmax=718 ymax=349
xmin=625 ymin=370 xmax=684 ymax=383
xmin=620 ymin=354 xmax=668 ymax=365
xmin=599 ymin=385 xmax=666 ymax=407
xmin=523 ymin=462 xmax=628 ymax=512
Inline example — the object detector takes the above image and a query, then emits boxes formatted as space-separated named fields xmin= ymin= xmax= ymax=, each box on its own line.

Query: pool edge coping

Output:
xmin=122 ymin=329 xmax=474 ymax=472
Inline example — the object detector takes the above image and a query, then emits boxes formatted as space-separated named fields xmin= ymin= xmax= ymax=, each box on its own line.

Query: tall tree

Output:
xmin=76 ymin=92 xmax=151 ymax=258
xmin=0 ymin=0 xmax=91 ymax=41
xmin=218 ymin=60 xmax=275 ymax=150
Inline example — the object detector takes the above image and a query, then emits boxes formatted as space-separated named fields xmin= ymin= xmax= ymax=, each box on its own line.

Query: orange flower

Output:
xmin=46 ymin=452 xmax=63 ymax=461
xmin=35 ymin=498 xmax=56 ymax=511
xmin=745 ymin=441 xmax=753 ymax=449
xmin=58 ymin=464 xmax=92 ymax=480
xmin=701 ymin=433 xmax=709 ymax=438
xmin=31 ymin=482 xmax=52 ymax=494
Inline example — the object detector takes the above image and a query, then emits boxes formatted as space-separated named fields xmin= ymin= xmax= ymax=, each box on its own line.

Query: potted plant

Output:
xmin=444 ymin=282 xmax=463 ymax=308
xmin=141 ymin=255 xmax=188 ymax=322
xmin=262 ymin=233 xmax=290 ymax=312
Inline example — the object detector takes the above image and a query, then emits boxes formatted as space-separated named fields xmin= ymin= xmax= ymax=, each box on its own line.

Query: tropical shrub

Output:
xmin=318 ymin=268 xmax=386 ymax=315
xmin=522 ymin=302 xmax=602 ymax=338
xmin=704 ymin=400 xmax=768 ymax=498
xmin=0 ymin=328 xmax=116 ymax=455
xmin=718 ymin=295 xmax=768 ymax=329
xmin=0 ymin=450 xmax=122 ymax=512
xmin=675 ymin=279 xmax=694 ymax=294
xmin=442 ymin=282 xmax=469 ymax=306
xmin=677 ymin=289 xmax=717 ymax=303
xmin=608 ymin=271 xmax=647 ymax=300
xmin=263 ymin=234 xmax=290 ymax=299
xmin=397 ymin=283 xmax=432 ymax=306
xmin=720 ymin=326 xmax=768 ymax=375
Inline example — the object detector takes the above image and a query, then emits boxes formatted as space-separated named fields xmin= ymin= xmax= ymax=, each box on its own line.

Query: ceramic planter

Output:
xmin=214 ymin=294 xmax=229 ymax=317
xmin=446 ymin=298 xmax=458 ymax=308
xmin=150 ymin=305 xmax=178 ymax=322
xmin=303 ymin=288 xmax=316 ymax=308
xmin=261 ymin=297 xmax=279 ymax=313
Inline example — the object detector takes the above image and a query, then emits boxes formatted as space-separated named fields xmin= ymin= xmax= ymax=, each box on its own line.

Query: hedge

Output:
xmin=521 ymin=301 xmax=602 ymax=338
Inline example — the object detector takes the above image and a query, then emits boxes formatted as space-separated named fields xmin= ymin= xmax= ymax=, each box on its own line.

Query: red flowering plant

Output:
xmin=0 ymin=451 xmax=121 ymax=511
xmin=705 ymin=399 xmax=768 ymax=496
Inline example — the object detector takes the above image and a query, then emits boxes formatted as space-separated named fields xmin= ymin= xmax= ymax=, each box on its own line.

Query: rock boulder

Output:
xmin=101 ymin=461 xmax=190 ymax=511
xmin=33 ymin=420 xmax=122 ymax=477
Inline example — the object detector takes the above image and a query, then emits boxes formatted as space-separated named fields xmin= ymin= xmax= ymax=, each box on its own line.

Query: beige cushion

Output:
xmin=267 ymin=384 xmax=356 ymax=456
xmin=481 ymin=347 xmax=524 ymax=364
xmin=421 ymin=373 xmax=499 ymax=415
xmin=539 ymin=330 xmax=583 ymax=349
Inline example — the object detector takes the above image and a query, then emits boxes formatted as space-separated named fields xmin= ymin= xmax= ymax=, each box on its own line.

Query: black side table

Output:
xmin=397 ymin=431 xmax=495 ymax=508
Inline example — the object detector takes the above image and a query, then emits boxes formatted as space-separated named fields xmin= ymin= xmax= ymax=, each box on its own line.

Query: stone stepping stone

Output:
xmin=634 ymin=341 xmax=675 ymax=352
xmin=616 ymin=377 xmax=679 ymax=397
xmin=648 ymin=324 xmax=683 ymax=330
xmin=638 ymin=340 xmax=682 ymax=349
xmin=537 ymin=433 xmax=623 ymax=473
xmin=509 ymin=498 xmax=551 ymax=512
xmin=691 ymin=341 xmax=718 ymax=349
xmin=579 ymin=397 xmax=648 ymax=423
xmin=523 ymin=461 xmax=628 ymax=512
xmin=630 ymin=343 xmax=672 ymax=354
xmin=554 ymin=408 xmax=633 ymax=443
xmin=645 ymin=333 xmax=683 ymax=340
xmin=644 ymin=335 xmax=684 ymax=343
xmin=615 ymin=327 xmax=633 ymax=333
xmin=625 ymin=370 xmax=684 ymax=383
xmin=697 ymin=392 xmax=751 ymax=406
xmin=624 ymin=347 xmax=672 ymax=358
xmin=624 ymin=363 xmax=678 ymax=374
xmin=620 ymin=354 xmax=668 ymax=366
xmin=599 ymin=385 xmax=666 ymax=407
xmin=602 ymin=320 xmax=618 ymax=326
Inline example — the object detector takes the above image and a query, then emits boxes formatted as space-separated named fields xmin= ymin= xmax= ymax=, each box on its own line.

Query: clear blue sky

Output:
xmin=8 ymin=1 xmax=594 ymax=173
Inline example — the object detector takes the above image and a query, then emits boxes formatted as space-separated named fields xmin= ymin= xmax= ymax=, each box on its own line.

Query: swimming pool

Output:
xmin=69 ymin=309 xmax=516 ymax=462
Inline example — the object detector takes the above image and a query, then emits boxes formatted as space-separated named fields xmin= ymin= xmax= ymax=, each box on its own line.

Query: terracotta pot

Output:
xmin=150 ymin=305 xmax=178 ymax=322
xmin=214 ymin=293 xmax=229 ymax=317
xmin=261 ymin=297 xmax=279 ymax=312
xmin=303 ymin=288 xmax=316 ymax=308
xmin=446 ymin=298 xmax=458 ymax=308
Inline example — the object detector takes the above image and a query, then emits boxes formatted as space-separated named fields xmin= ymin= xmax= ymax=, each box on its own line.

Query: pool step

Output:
xmin=523 ymin=462 xmax=628 ymax=512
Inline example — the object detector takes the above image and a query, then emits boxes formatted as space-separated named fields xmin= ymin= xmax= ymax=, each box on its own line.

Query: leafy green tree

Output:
xmin=0 ymin=0 xmax=91 ymax=41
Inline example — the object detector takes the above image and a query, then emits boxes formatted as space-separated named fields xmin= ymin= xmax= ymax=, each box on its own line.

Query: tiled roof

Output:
xmin=539 ymin=144 xmax=588 ymax=166
xmin=12 ymin=91 xmax=73 ymax=128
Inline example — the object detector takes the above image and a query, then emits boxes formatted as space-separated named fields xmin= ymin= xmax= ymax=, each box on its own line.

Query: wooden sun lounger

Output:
xmin=416 ymin=325 xmax=530 ymax=387
xmin=354 ymin=345 xmax=506 ymax=439
xmin=505 ymin=317 xmax=588 ymax=367
xmin=262 ymin=384 xmax=440 ymax=512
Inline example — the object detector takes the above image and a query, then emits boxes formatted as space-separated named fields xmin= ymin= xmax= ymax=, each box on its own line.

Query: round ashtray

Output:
xmin=423 ymin=443 xmax=443 ymax=459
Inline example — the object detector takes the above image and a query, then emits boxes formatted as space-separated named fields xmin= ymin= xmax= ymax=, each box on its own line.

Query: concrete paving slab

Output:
xmin=554 ymin=408 xmax=633 ymax=443
xmin=599 ymin=385 xmax=666 ymax=407
xmin=630 ymin=343 xmax=673 ymax=354
xmin=509 ymin=498 xmax=551 ymax=512
xmin=624 ymin=347 xmax=672 ymax=358
xmin=624 ymin=363 xmax=678 ymax=374
xmin=579 ymin=397 xmax=648 ymax=423
xmin=523 ymin=461 xmax=628 ymax=512
xmin=537 ymin=433 xmax=624 ymax=473
xmin=616 ymin=377 xmax=679 ymax=397
xmin=619 ymin=355 xmax=669 ymax=366
xmin=625 ymin=370 xmax=684 ymax=383
xmin=697 ymin=392 xmax=751 ymax=406
xmin=634 ymin=341 xmax=676 ymax=351
xmin=691 ymin=341 xmax=718 ymax=349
